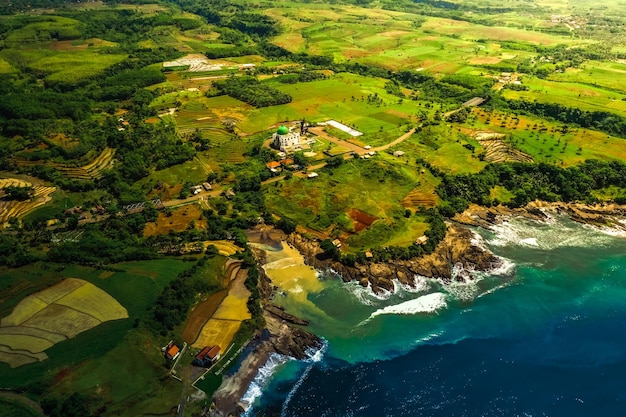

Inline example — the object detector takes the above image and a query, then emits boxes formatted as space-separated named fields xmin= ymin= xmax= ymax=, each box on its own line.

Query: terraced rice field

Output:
xmin=12 ymin=147 xmax=115 ymax=180
xmin=0 ymin=178 xmax=56 ymax=224
xmin=474 ymin=132 xmax=534 ymax=163
xmin=0 ymin=278 xmax=128 ymax=368
xmin=401 ymin=188 xmax=439 ymax=209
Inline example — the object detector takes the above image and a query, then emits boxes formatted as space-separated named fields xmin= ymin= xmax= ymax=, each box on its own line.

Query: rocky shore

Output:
xmin=454 ymin=201 xmax=626 ymax=231
xmin=287 ymin=223 xmax=502 ymax=294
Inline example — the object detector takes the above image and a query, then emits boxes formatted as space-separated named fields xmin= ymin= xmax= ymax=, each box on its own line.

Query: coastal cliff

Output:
xmin=287 ymin=223 xmax=502 ymax=294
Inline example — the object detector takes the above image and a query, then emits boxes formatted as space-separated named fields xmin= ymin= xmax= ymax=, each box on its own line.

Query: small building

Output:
xmin=266 ymin=161 xmax=282 ymax=170
xmin=307 ymin=172 xmax=319 ymax=179
xmin=332 ymin=239 xmax=342 ymax=248
xmin=415 ymin=235 xmax=429 ymax=245
xmin=193 ymin=345 xmax=221 ymax=367
xmin=165 ymin=344 xmax=181 ymax=361
xmin=191 ymin=185 xmax=202 ymax=195
xmin=393 ymin=151 xmax=405 ymax=157
xmin=365 ymin=251 xmax=374 ymax=259
xmin=202 ymin=182 xmax=213 ymax=191
xmin=272 ymin=125 xmax=300 ymax=152
xmin=364 ymin=145 xmax=371 ymax=150
xmin=239 ymin=63 xmax=256 ymax=71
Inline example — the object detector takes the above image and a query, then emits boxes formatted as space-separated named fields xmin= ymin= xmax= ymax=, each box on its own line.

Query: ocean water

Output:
xmin=245 ymin=215 xmax=626 ymax=417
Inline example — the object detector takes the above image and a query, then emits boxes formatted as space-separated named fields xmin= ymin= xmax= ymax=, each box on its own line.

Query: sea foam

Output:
xmin=241 ymin=353 xmax=290 ymax=412
xmin=369 ymin=292 xmax=447 ymax=319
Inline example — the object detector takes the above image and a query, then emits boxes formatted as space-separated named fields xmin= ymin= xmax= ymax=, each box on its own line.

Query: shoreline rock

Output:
xmin=454 ymin=201 xmax=626 ymax=231
xmin=287 ymin=223 xmax=502 ymax=293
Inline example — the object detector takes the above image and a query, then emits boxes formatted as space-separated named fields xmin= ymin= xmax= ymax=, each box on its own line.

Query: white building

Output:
xmin=272 ymin=125 xmax=300 ymax=152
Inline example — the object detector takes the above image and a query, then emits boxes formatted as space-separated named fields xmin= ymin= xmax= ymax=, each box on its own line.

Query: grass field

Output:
xmin=468 ymin=109 xmax=626 ymax=165
xmin=502 ymin=76 xmax=626 ymax=118
xmin=0 ymin=278 xmax=128 ymax=367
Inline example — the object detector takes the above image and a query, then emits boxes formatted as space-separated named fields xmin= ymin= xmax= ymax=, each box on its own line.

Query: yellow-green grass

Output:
xmin=0 ymin=58 xmax=16 ymax=74
xmin=469 ymin=109 xmax=626 ymax=165
xmin=548 ymin=61 xmax=626 ymax=95
xmin=54 ymin=283 xmax=128 ymax=322
xmin=236 ymin=74 xmax=419 ymax=139
xmin=391 ymin=124 xmax=486 ymax=174
xmin=592 ymin=186 xmax=626 ymax=202
xmin=420 ymin=17 xmax=583 ymax=45
xmin=266 ymin=158 xmax=428 ymax=248
xmin=0 ymin=334 xmax=54 ymax=353
xmin=0 ymin=347 xmax=45 ymax=368
xmin=490 ymin=185 xmax=515 ymax=203
xmin=0 ymin=326 xmax=66 ymax=343
xmin=0 ymin=49 xmax=126 ymax=83
xmin=3 ymin=16 xmax=83 ymax=46
xmin=503 ymin=76 xmax=626 ymax=117
xmin=382 ymin=216 xmax=430 ymax=247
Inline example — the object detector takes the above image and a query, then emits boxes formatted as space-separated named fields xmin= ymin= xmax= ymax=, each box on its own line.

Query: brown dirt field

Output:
xmin=143 ymin=204 xmax=207 ymax=237
xmin=348 ymin=209 xmax=377 ymax=232
xmin=183 ymin=290 xmax=228 ymax=344
xmin=191 ymin=268 xmax=250 ymax=350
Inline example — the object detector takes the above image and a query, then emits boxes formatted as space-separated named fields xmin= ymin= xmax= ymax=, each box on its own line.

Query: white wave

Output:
xmin=488 ymin=256 xmax=516 ymax=276
xmin=369 ymin=292 xmax=447 ymax=319
xmin=485 ymin=215 xmax=617 ymax=250
xmin=240 ymin=353 xmax=291 ymax=411
xmin=397 ymin=275 xmax=431 ymax=293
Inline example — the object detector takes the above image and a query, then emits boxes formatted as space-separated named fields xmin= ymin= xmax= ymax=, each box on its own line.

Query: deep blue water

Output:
xmin=248 ymin=216 xmax=626 ymax=417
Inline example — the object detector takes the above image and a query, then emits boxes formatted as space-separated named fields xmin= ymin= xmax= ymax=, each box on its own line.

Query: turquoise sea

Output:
xmin=244 ymin=215 xmax=626 ymax=416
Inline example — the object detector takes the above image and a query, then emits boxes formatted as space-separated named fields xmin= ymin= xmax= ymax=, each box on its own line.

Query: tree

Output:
xmin=325 ymin=156 xmax=344 ymax=169
xmin=276 ymin=217 xmax=297 ymax=234
xmin=320 ymin=239 xmax=339 ymax=260
xmin=3 ymin=185 xmax=34 ymax=201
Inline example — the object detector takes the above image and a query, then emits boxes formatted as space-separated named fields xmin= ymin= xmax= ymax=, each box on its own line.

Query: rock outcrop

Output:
xmin=454 ymin=201 xmax=626 ymax=231
xmin=287 ymin=223 xmax=502 ymax=293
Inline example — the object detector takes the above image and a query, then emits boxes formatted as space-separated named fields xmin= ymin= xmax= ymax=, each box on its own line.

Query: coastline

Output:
xmin=207 ymin=201 xmax=626 ymax=415
xmin=208 ymin=230 xmax=323 ymax=417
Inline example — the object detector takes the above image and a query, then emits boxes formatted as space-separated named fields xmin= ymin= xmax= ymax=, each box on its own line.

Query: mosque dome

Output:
xmin=276 ymin=125 xmax=289 ymax=135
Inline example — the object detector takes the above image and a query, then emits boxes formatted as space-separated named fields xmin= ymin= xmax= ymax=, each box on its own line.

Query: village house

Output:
xmin=193 ymin=345 xmax=221 ymax=367
xmin=165 ymin=343 xmax=181 ymax=361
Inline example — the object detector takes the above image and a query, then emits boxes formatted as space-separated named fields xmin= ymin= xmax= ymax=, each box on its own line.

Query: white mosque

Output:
xmin=272 ymin=125 xmax=300 ymax=152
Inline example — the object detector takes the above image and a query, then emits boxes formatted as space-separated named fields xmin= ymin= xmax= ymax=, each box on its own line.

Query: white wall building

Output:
xmin=272 ymin=125 xmax=300 ymax=152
